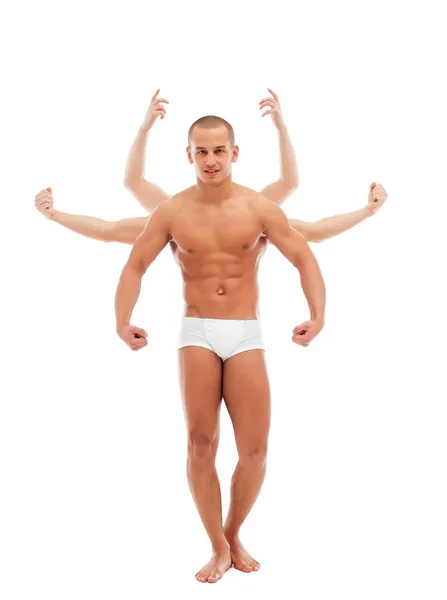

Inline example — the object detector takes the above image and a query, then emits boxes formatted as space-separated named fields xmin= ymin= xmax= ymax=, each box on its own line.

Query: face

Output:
xmin=187 ymin=125 xmax=239 ymax=185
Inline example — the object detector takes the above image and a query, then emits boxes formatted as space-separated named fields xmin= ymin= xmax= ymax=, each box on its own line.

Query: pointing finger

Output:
xmin=268 ymin=88 xmax=278 ymax=100
xmin=151 ymin=88 xmax=161 ymax=102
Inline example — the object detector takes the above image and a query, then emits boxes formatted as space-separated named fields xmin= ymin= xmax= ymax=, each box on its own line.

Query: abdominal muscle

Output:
xmin=183 ymin=275 xmax=260 ymax=319
xmin=174 ymin=249 xmax=261 ymax=319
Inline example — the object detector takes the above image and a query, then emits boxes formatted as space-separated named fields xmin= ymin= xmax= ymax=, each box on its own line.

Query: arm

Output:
xmin=288 ymin=183 xmax=388 ymax=242
xmin=115 ymin=203 xmax=172 ymax=349
xmin=257 ymin=195 xmax=325 ymax=346
xmin=259 ymin=89 xmax=299 ymax=206
xmin=123 ymin=89 xmax=171 ymax=213
xmin=35 ymin=188 xmax=147 ymax=244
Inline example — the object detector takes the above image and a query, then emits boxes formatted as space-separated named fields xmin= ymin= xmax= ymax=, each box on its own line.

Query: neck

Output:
xmin=195 ymin=173 xmax=235 ymax=204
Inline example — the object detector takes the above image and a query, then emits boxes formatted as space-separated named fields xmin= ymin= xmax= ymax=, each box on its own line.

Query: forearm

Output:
xmin=277 ymin=123 xmax=299 ymax=189
xmin=290 ymin=207 xmax=370 ymax=243
xmin=297 ymin=258 xmax=326 ymax=322
xmin=51 ymin=209 xmax=114 ymax=242
xmin=115 ymin=264 xmax=144 ymax=330
xmin=124 ymin=126 xmax=150 ymax=187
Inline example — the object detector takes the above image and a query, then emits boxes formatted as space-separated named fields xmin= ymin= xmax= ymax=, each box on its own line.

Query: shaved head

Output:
xmin=188 ymin=116 xmax=235 ymax=147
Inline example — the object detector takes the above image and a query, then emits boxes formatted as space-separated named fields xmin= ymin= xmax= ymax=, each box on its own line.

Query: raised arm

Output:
xmin=35 ymin=188 xmax=147 ymax=244
xmin=256 ymin=194 xmax=325 ymax=347
xmin=123 ymin=89 xmax=171 ymax=213
xmin=259 ymin=89 xmax=299 ymax=206
xmin=115 ymin=202 xmax=172 ymax=351
xmin=288 ymin=183 xmax=388 ymax=242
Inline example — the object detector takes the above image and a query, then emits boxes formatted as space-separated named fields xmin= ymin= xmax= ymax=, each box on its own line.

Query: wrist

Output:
xmin=139 ymin=123 xmax=153 ymax=134
xmin=276 ymin=120 xmax=287 ymax=133
xmin=363 ymin=205 xmax=374 ymax=218
xmin=116 ymin=321 xmax=129 ymax=333
xmin=311 ymin=315 xmax=325 ymax=326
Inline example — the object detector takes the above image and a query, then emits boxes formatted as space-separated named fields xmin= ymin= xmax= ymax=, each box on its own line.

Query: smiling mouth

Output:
xmin=204 ymin=169 xmax=219 ymax=173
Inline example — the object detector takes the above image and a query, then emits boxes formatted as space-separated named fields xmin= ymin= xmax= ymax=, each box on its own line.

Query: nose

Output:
xmin=205 ymin=155 xmax=216 ymax=167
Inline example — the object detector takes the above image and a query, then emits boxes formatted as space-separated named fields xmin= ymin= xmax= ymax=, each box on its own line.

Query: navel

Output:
xmin=216 ymin=284 xmax=225 ymax=296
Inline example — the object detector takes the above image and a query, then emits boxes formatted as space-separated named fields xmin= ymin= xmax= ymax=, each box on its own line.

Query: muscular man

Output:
xmin=115 ymin=116 xmax=326 ymax=583
xmin=34 ymin=89 xmax=388 ymax=243
xmin=34 ymin=92 xmax=387 ymax=584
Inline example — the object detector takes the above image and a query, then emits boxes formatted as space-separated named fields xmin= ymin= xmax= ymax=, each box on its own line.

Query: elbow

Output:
xmin=101 ymin=222 xmax=117 ymax=243
xmin=123 ymin=177 xmax=140 ymax=192
xmin=284 ymin=178 xmax=299 ymax=193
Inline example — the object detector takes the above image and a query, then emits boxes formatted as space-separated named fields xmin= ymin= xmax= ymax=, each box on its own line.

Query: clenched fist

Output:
xmin=117 ymin=325 xmax=148 ymax=351
xmin=292 ymin=319 xmax=324 ymax=347
xmin=141 ymin=88 xmax=169 ymax=131
xmin=367 ymin=182 xmax=387 ymax=216
xmin=35 ymin=187 xmax=54 ymax=219
xmin=259 ymin=88 xmax=284 ymax=130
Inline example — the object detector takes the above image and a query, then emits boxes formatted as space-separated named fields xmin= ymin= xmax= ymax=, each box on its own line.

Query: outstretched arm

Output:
xmin=123 ymin=89 xmax=171 ymax=213
xmin=115 ymin=202 xmax=172 ymax=350
xmin=256 ymin=194 xmax=325 ymax=347
xmin=259 ymin=89 xmax=299 ymax=206
xmin=288 ymin=183 xmax=388 ymax=242
xmin=35 ymin=188 xmax=147 ymax=244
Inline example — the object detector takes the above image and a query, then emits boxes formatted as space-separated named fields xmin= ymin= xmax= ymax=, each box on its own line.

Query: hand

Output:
xmin=259 ymin=88 xmax=284 ymax=129
xmin=367 ymin=182 xmax=387 ymax=216
xmin=35 ymin=187 xmax=54 ymax=219
xmin=117 ymin=325 xmax=148 ymax=351
xmin=141 ymin=89 xmax=169 ymax=131
xmin=292 ymin=319 xmax=324 ymax=347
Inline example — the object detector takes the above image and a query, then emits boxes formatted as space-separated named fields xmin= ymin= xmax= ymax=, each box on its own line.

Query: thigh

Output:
xmin=222 ymin=350 xmax=271 ymax=454
xmin=179 ymin=346 xmax=223 ymax=443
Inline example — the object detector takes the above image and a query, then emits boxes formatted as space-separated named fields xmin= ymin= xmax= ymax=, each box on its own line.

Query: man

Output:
xmin=114 ymin=115 xmax=326 ymax=584
xmin=35 ymin=91 xmax=387 ymax=584
xmin=34 ymin=89 xmax=388 ymax=244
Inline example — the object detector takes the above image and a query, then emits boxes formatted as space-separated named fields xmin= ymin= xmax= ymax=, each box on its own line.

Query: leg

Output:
xmin=179 ymin=346 xmax=231 ymax=584
xmin=222 ymin=350 xmax=271 ymax=572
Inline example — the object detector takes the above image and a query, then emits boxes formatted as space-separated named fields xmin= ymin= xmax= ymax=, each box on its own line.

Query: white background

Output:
xmin=1 ymin=0 xmax=446 ymax=598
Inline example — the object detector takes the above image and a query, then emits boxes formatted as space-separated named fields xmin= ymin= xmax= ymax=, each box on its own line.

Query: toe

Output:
xmin=234 ymin=562 xmax=252 ymax=572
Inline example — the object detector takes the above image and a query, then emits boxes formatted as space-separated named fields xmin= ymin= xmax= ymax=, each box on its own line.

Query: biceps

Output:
xmin=270 ymin=228 xmax=312 ymax=266
xmin=128 ymin=230 xmax=169 ymax=272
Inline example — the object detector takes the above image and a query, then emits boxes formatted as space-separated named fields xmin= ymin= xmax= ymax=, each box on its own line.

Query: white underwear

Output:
xmin=178 ymin=317 xmax=264 ymax=361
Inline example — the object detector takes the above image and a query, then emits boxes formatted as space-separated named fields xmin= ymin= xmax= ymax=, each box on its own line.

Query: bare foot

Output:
xmin=195 ymin=548 xmax=232 ymax=584
xmin=229 ymin=537 xmax=260 ymax=573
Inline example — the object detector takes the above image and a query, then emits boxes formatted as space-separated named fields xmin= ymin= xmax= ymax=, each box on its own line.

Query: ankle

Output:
xmin=213 ymin=540 xmax=231 ymax=554
xmin=224 ymin=527 xmax=239 ymax=543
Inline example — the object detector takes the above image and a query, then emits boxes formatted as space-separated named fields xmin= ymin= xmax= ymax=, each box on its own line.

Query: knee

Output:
xmin=187 ymin=430 xmax=217 ymax=463
xmin=239 ymin=445 xmax=268 ymax=470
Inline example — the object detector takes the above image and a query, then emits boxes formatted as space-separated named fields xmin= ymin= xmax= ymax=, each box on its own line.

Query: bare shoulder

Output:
xmin=246 ymin=191 xmax=278 ymax=211
xmin=233 ymin=183 xmax=258 ymax=197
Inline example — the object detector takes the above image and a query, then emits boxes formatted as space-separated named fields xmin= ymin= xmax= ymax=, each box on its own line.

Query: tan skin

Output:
xmin=114 ymin=125 xmax=326 ymax=583
xmin=34 ymin=91 xmax=387 ymax=582
xmin=34 ymin=88 xmax=388 ymax=246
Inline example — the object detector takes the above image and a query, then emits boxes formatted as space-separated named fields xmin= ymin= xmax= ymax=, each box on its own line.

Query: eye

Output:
xmin=198 ymin=150 xmax=206 ymax=155
xmin=216 ymin=149 xmax=224 ymax=153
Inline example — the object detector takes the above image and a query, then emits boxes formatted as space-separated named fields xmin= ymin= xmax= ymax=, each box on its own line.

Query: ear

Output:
xmin=186 ymin=146 xmax=193 ymax=164
xmin=232 ymin=145 xmax=240 ymax=163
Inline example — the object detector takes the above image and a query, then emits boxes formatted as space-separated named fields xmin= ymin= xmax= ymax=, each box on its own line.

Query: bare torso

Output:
xmin=166 ymin=184 xmax=268 ymax=319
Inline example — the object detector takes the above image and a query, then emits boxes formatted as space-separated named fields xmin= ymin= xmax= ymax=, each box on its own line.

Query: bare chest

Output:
xmin=170 ymin=208 xmax=263 ymax=256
